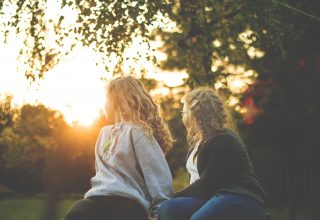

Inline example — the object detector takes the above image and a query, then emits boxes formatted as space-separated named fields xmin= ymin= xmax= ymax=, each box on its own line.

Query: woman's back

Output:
xmin=85 ymin=122 xmax=172 ymax=214
xmin=177 ymin=128 xmax=266 ymax=205
xmin=213 ymin=129 xmax=267 ymax=204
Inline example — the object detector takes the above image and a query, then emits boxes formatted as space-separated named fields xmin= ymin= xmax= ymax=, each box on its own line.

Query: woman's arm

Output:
xmin=133 ymin=134 xmax=173 ymax=218
xmin=175 ymin=135 xmax=242 ymax=199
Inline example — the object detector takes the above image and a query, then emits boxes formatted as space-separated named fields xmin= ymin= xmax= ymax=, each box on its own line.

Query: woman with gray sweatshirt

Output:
xmin=65 ymin=76 xmax=173 ymax=220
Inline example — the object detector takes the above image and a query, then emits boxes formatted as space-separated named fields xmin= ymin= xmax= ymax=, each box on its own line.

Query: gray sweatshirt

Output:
xmin=84 ymin=122 xmax=173 ymax=217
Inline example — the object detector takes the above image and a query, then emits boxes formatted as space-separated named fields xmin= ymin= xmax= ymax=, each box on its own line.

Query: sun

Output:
xmin=32 ymin=47 xmax=108 ymax=126
xmin=0 ymin=44 xmax=107 ymax=126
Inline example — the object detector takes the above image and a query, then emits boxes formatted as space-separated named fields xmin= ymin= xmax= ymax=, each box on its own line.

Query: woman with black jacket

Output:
xmin=158 ymin=87 xmax=266 ymax=220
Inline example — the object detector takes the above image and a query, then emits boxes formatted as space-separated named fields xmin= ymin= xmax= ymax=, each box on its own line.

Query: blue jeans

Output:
xmin=158 ymin=192 xmax=265 ymax=220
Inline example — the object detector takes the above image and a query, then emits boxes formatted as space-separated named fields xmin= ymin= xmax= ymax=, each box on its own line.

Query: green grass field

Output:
xmin=0 ymin=197 xmax=76 ymax=220
xmin=0 ymin=196 xmax=310 ymax=220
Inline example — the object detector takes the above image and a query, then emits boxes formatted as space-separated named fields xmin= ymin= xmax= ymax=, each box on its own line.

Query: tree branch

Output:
xmin=210 ymin=3 xmax=248 ymax=26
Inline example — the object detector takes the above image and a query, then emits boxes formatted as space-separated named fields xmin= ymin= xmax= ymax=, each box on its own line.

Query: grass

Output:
xmin=0 ymin=196 xmax=311 ymax=220
xmin=0 ymin=196 xmax=78 ymax=220
xmin=267 ymin=206 xmax=311 ymax=220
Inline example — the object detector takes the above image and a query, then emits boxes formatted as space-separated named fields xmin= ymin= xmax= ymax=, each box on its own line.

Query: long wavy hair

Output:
xmin=106 ymin=76 xmax=173 ymax=154
xmin=183 ymin=87 xmax=229 ymax=159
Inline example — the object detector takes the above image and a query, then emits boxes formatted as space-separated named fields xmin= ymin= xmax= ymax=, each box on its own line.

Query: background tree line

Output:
xmin=0 ymin=96 xmax=105 ymax=193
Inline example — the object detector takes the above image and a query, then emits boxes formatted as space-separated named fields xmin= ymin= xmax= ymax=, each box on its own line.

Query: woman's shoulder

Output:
xmin=101 ymin=121 xmax=141 ymax=131
xmin=204 ymin=128 xmax=242 ymax=149
xmin=99 ymin=122 xmax=147 ymax=143
xmin=99 ymin=125 xmax=112 ymax=135
xmin=114 ymin=121 xmax=148 ymax=141
xmin=101 ymin=122 xmax=155 ymax=144
xmin=116 ymin=121 xmax=144 ymax=133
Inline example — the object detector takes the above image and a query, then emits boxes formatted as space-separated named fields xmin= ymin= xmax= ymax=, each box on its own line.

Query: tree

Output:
xmin=155 ymin=0 xmax=290 ymax=89
xmin=240 ymin=1 xmax=320 ymax=219
xmin=0 ymin=96 xmax=18 ymax=185
xmin=0 ymin=96 xmax=17 ymax=133
xmin=0 ymin=104 xmax=63 ymax=192
xmin=0 ymin=0 xmax=172 ymax=80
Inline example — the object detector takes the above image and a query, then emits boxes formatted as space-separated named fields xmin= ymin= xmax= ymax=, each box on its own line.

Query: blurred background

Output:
xmin=0 ymin=0 xmax=319 ymax=220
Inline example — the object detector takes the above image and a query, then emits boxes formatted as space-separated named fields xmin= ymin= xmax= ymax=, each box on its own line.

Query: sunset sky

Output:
xmin=0 ymin=35 xmax=188 ymax=126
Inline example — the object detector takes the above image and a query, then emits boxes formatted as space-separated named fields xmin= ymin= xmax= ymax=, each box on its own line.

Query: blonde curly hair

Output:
xmin=183 ymin=87 xmax=228 ymax=156
xmin=106 ymin=76 xmax=173 ymax=154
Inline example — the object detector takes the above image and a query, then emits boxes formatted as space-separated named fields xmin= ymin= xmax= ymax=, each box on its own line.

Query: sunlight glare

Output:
xmin=0 ymin=42 xmax=107 ymax=126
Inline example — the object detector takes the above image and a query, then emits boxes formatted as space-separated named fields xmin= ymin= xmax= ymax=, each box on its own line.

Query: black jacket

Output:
xmin=174 ymin=129 xmax=266 ymax=204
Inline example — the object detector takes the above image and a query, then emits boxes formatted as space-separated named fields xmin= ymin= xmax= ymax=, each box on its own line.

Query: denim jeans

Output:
xmin=158 ymin=192 xmax=265 ymax=220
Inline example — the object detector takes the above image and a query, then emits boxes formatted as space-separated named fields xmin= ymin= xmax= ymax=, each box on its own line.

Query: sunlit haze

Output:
xmin=0 ymin=38 xmax=188 ymax=126
xmin=0 ymin=2 xmax=260 ymax=126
